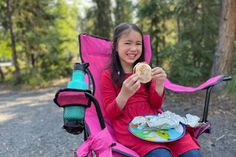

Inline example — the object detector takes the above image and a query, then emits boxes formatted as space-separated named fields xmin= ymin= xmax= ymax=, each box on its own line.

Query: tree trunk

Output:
xmin=31 ymin=53 xmax=35 ymax=68
xmin=211 ymin=0 xmax=236 ymax=76
xmin=7 ymin=0 xmax=21 ymax=83
xmin=0 ymin=67 xmax=4 ymax=81
xmin=93 ymin=0 xmax=112 ymax=38
xmin=114 ymin=0 xmax=132 ymax=26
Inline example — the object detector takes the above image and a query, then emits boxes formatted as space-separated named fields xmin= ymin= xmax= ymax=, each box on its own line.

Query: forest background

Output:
xmin=0 ymin=0 xmax=235 ymax=95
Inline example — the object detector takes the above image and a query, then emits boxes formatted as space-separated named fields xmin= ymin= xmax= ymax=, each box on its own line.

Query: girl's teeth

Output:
xmin=128 ymin=54 xmax=135 ymax=57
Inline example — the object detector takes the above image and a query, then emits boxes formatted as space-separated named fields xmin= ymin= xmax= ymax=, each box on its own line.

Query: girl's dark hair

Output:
xmin=110 ymin=23 xmax=146 ymax=87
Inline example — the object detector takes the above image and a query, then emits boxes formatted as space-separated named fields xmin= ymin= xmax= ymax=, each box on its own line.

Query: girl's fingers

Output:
xmin=152 ymin=67 xmax=165 ymax=75
xmin=123 ymin=74 xmax=140 ymax=91
xmin=125 ymin=74 xmax=139 ymax=85
xmin=132 ymin=79 xmax=141 ymax=90
xmin=152 ymin=71 xmax=166 ymax=78
xmin=153 ymin=73 xmax=166 ymax=79
xmin=128 ymin=76 xmax=140 ymax=91
xmin=121 ymin=74 xmax=140 ymax=97
xmin=151 ymin=67 xmax=167 ymax=81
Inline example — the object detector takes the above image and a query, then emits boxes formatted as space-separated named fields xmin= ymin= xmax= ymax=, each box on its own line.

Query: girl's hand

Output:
xmin=120 ymin=73 xmax=141 ymax=98
xmin=151 ymin=67 xmax=167 ymax=95
xmin=116 ymin=74 xmax=141 ymax=110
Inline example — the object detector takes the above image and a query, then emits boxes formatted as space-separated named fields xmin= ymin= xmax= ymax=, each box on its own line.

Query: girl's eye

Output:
xmin=136 ymin=42 xmax=142 ymax=45
xmin=124 ymin=42 xmax=131 ymax=45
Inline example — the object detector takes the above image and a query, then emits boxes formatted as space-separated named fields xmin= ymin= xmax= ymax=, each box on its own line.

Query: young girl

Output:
xmin=101 ymin=23 xmax=203 ymax=157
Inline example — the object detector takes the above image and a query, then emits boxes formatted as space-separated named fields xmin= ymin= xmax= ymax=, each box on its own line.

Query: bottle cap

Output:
xmin=74 ymin=63 xmax=89 ymax=71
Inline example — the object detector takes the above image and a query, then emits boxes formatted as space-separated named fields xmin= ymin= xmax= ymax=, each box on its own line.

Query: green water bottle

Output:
xmin=63 ymin=62 xmax=88 ymax=134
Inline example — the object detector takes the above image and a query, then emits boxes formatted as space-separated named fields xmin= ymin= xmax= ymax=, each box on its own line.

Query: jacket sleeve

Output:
xmin=148 ymin=81 xmax=165 ymax=111
xmin=101 ymin=71 xmax=123 ymax=120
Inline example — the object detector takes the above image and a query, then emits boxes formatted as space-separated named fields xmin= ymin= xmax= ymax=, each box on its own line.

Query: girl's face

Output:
xmin=117 ymin=29 xmax=143 ymax=72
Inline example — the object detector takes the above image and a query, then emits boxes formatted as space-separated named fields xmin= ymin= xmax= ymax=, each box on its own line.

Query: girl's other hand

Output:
xmin=151 ymin=67 xmax=167 ymax=96
xmin=151 ymin=67 xmax=167 ymax=86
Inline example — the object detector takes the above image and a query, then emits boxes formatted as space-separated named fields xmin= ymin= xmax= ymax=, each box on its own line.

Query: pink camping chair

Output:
xmin=54 ymin=33 xmax=232 ymax=157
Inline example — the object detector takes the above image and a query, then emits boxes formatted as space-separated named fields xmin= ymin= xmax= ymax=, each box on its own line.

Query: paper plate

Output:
xmin=128 ymin=117 xmax=186 ymax=143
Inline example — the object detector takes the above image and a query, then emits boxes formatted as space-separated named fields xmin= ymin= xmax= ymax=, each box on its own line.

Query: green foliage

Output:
xmin=137 ymin=0 xmax=189 ymax=70
xmin=167 ymin=0 xmax=221 ymax=84
xmin=53 ymin=0 xmax=79 ymax=54
xmin=0 ymin=0 xmax=80 ymax=85
xmin=162 ymin=41 xmax=213 ymax=84
xmin=136 ymin=0 xmax=222 ymax=84
xmin=20 ymin=69 xmax=47 ymax=87
xmin=0 ymin=33 xmax=11 ymax=60
xmin=0 ymin=0 xmax=11 ymax=60
xmin=0 ymin=0 xmax=235 ymax=90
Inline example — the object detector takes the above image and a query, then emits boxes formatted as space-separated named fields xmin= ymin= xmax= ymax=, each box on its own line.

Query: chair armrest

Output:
xmin=164 ymin=75 xmax=231 ymax=92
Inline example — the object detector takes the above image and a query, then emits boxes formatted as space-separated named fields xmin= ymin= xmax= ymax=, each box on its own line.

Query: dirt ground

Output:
xmin=0 ymin=85 xmax=235 ymax=157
